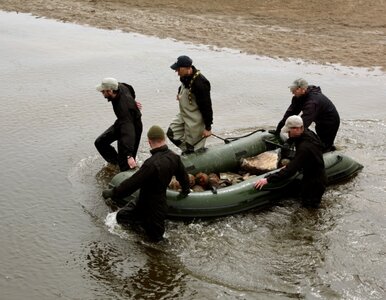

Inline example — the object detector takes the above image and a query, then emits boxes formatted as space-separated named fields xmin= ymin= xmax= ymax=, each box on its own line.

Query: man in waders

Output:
xmin=167 ymin=55 xmax=213 ymax=154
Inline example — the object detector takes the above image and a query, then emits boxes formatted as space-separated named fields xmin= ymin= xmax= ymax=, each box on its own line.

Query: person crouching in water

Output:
xmin=102 ymin=125 xmax=190 ymax=242
xmin=254 ymin=115 xmax=327 ymax=208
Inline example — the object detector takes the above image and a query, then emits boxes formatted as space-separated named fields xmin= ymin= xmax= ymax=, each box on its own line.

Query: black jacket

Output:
xmin=276 ymin=86 xmax=340 ymax=133
xmin=110 ymin=83 xmax=142 ymax=127
xmin=110 ymin=83 xmax=142 ymax=156
xmin=180 ymin=66 xmax=213 ymax=130
xmin=267 ymin=129 xmax=326 ymax=185
xmin=113 ymin=145 xmax=190 ymax=222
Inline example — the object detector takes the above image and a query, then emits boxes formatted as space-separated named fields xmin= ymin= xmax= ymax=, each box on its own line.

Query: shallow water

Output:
xmin=0 ymin=11 xmax=385 ymax=300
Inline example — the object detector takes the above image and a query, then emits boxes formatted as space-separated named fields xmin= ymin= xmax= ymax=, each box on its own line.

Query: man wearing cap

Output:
xmin=271 ymin=78 xmax=340 ymax=152
xmin=255 ymin=115 xmax=327 ymax=208
xmin=167 ymin=55 xmax=213 ymax=154
xmin=95 ymin=77 xmax=143 ymax=171
xmin=102 ymin=125 xmax=190 ymax=242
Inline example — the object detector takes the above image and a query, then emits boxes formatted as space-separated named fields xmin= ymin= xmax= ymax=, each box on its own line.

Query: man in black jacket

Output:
xmin=167 ymin=55 xmax=213 ymax=154
xmin=102 ymin=125 xmax=190 ymax=242
xmin=256 ymin=115 xmax=327 ymax=208
xmin=271 ymin=78 xmax=340 ymax=152
xmin=95 ymin=78 xmax=143 ymax=171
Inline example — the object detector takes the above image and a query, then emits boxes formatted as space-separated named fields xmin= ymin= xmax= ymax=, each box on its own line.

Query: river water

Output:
xmin=0 ymin=11 xmax=385 ymax=300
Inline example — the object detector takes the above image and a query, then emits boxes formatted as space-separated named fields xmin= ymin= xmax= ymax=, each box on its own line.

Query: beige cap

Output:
xmin=282 ymin=115 xmax=303 ymax=133
xmin=96 ymin=78 xmax=119 ymax=92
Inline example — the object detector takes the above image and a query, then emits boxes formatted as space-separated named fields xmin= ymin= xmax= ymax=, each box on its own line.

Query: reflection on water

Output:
xmin=165 ymin=203 xmax=331 ymax=297
xmin=1 ymin=11 xmax=385 ymax=300
xmin=85 ymin=239 xmax=188 ymax=299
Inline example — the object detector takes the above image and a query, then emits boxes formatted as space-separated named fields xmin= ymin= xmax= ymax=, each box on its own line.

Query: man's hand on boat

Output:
xmin=254 ymin=178 xmax=268 ymax=190
xmin=102 ymin=188 xmax=114 ymax=199
xmin=268 ymin=129 xmax=285 ymax=144
xmin=268 ymin=129 xmax=280 ymax=136
xmin=177 ymin=188 xmax=191 ymax=199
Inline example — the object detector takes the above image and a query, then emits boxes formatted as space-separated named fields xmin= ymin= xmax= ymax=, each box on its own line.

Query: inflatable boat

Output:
xmin=107 ymin=130 xmax=363 ymax=218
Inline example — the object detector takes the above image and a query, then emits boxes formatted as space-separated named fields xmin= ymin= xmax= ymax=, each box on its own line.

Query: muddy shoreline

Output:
xmin=1 ymin=0 xmax=385 ymax=71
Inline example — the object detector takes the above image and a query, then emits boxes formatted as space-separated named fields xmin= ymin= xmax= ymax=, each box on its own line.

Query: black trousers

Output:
xmin=316 ymin=120 xmax=340 ymax=152
xmin=94 ymin=123 xmax=142 ymax=171
xmin=301 ymin=177 xmax=327 ymax=208
xmin=116 ymin=201 xmax=165 ymax=242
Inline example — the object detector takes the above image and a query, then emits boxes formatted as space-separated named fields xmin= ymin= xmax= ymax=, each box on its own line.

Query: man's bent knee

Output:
xmin=167 ymin=127 xmax=182 ymax=147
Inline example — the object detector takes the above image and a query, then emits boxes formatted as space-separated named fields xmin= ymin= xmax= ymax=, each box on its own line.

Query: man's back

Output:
xmin=111 ymin=83 xmax=141 ymax=124
xmin=299 ymin=86 xmax=340 ymax=128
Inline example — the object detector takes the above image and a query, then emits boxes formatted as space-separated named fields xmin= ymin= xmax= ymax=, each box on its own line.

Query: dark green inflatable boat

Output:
xmin=107 ymin=130 xmax=363 ymax=218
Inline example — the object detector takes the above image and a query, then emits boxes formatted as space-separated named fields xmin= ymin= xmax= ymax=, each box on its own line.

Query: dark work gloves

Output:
xmin=102 ymin=188 xmax=114 ymax=199
xmin=178 ymin=189 xmax=191 ymax=199
xmin=268 ymin=129 xmax=280 ymax=136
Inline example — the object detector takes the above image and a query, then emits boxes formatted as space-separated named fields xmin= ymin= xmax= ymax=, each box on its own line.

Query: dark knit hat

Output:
xmin=147 ymin=125 xmax=165 ymax=140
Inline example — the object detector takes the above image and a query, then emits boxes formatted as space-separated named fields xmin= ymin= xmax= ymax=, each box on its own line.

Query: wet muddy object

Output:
xmin=169 ymin=171 xmax=248 ymax=192
xmin=240 ymin=150 xmax=279 ymax=175
xmin=219 ymin=172 xmax=244 ymax=186
xmin=168 ymin=150 xmax=287 ymax=192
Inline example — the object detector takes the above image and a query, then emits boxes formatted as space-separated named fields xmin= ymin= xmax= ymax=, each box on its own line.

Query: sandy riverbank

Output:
xmin=1 ymin=0 xmax=385 ymax=70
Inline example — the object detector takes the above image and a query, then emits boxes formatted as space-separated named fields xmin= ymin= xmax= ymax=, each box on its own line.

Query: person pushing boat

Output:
xmin=102 ymin=125 xmax=190 ymax=242
xmin=256 ymin=115 xmax=327 ymax=208
xmin=270 ymin=78 xmax=340 ymax=153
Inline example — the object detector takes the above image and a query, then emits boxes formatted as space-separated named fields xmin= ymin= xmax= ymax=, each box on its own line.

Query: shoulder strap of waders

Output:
xmin=188 ymin=70 xmax=201 ymax=104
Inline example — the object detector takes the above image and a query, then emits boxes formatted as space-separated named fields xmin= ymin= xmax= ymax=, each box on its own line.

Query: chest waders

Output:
xmin=167 ymin=74 xmax=206 ymax=152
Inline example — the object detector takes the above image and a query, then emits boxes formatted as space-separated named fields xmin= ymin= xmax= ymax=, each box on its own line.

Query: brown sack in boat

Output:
xmin=188 ymin=174 xmax=196 ymax=188
xmin=169 ymin=174 xmax=197 ymax=191
xmin=240 ymin=150 xmax=279 ymax=175
xmin=208 ymin=173 xmax=220 ymax=189
xmin=195 ymin=172 xmax=209 ymax=189
xmin=168 ymin=176 xmax=181 ymax=191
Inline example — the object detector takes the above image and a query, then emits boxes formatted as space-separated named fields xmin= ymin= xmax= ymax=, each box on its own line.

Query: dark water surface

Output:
xmin=1 ymin=11 xmax=385 ymax=300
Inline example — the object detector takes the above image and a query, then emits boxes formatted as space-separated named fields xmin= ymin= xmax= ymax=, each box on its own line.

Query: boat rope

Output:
xmin=213 ymin=128 xmax=266 ymax=144
xmin=192 ymin=128 xmax=267 ymax=147
xmin=211 ymin=133 xmax=230 ymax=144
xmin=263 ymin=138 xmax=285 ymax=148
